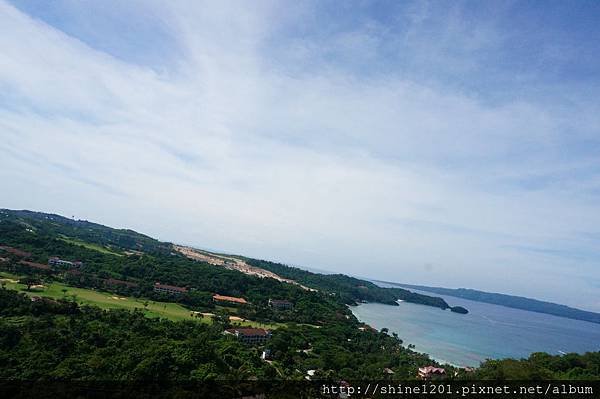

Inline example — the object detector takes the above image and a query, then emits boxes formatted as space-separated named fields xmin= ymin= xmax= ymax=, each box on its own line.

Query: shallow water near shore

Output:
xmin=350 ymin=290 xmax=600 ymax=367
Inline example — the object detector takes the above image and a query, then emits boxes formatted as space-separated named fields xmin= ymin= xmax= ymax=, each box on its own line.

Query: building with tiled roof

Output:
xmin=213 ymin=294 xmax=248 ymax=305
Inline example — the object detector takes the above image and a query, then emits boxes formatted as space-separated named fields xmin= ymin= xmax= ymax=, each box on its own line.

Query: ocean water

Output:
xmin=350 ymin=289 xmax=600 ymax=367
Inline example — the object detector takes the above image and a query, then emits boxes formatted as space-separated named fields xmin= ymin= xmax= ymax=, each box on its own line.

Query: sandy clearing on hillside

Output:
xmin=173 ymin=245 xmax=315 ymax=291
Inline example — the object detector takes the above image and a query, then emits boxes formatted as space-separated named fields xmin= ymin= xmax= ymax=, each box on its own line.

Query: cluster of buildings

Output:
xmin=4 ymin=246 xmax=292 ymax=353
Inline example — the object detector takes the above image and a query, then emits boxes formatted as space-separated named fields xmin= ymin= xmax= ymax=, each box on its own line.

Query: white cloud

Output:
xmin=1 ymin=1 xmax=599 ymax=310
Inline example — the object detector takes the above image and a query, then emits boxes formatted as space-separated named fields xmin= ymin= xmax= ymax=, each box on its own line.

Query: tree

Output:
xmin=19 ymin=277 xmax=39 ymax=291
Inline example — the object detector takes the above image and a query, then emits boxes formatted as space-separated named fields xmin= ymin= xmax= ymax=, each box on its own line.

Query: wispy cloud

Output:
xmin=1 ymin=0 xmax=599 ymax=310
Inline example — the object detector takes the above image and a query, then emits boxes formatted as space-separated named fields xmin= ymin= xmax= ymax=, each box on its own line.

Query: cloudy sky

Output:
xmin=1 ymin=1 xmax=599 ymax=311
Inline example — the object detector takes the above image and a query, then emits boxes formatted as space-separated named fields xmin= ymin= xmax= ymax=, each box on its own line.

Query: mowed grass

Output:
xmin=0 ymin=271 xmax=283 ymax=329
xmin=232 ymin=319 xmax=282 ymax=330
xmin=0 ymin=271 xmax=207 ymax=323
xmin=58 ymin=236 xmax=124 ymax=257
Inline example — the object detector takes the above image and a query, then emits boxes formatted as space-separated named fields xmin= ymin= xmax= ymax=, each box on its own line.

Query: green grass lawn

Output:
xmin=232 ymin=319 xmax=282 ymax=329
xmin=0 ymin=271 xmax=282 ymax=328
xmin=0 ymin=272 xmax=207 ymax=323
xmin=58 ymin=236 xmax=124 ymax=257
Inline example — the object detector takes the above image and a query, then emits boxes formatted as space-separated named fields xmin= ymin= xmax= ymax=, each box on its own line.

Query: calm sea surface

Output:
xmin=350 ymin=288 xmax=600 ymax=367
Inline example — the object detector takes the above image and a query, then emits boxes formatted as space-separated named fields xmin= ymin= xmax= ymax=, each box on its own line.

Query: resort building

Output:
xmin=418 ymin=366 xmax=446 ymax=380
xmin=268 ymin=299 xmax=293 ymax=310
xmin=48 ymin=257 xmax=83 ymax=268
xmin=153 ymin=282 xmax=188 ymax=296
xmin=213 ymin=294 xmax=248 ymax=305
xmin=224 ymin=328 xmax=271 ymax=345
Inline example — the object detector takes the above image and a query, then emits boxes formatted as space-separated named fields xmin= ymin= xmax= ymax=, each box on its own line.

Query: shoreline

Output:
xmin=348 ymin=302 xmax=472 ymax=368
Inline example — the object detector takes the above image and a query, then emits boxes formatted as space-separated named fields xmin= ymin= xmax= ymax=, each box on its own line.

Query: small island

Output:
xmin=450 ymin=306 xmax=469 ymax=314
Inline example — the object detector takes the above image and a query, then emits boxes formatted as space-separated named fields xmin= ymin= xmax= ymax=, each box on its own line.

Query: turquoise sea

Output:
xmin=350 ymin=289 xmax=600 ymax=367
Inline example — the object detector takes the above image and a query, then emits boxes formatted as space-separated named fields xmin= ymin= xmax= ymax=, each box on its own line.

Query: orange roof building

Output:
xmin=213 ymin=294 xmax=248 ymax=304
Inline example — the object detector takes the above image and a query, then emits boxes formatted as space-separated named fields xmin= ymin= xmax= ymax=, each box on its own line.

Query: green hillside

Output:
xmin=0 ymin=208 xmax=597 ymax=383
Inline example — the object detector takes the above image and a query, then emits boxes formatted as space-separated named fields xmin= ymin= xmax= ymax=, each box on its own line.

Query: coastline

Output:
xmin=348 ymin=303 xmax=468 ymax=368
xmin=349 ymin=296 xmax=600 ymax=369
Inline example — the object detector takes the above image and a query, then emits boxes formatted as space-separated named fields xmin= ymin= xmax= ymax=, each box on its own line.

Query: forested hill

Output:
xmin=1 ymin=208 xmax=599 ymax=383
xmin=0 ymin=209 xmax=461 ymax=312
xmin=1 ymin=209 xmax=169 ymax=253
xmin=242 ymin=258 xmax=468 ymax=312
xmin=384 ymin=282 xmax=600 ymax=324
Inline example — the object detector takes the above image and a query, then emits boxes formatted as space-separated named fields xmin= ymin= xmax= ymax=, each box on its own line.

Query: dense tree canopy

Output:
xmin=1 ymin=209 xmax=598 ymax=383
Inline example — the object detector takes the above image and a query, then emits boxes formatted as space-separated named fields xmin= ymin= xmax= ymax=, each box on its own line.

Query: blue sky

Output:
xmin=1 ymin=1 xmax=599 ymax=311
